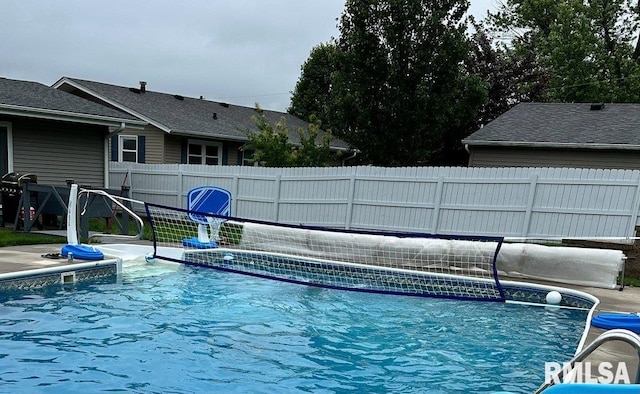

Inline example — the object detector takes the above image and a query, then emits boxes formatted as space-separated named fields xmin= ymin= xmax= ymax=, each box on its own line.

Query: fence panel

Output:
xmin=109 ymin=163 xmax=640 ymax=239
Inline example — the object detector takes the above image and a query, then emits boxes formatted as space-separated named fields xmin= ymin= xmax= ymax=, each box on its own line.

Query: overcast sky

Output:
xmin=1 ymin=0 xmax=497 ymax=113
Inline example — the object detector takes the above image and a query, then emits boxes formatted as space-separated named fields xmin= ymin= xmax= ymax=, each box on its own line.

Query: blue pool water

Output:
xmin=0 ymin=262 xmax=587 ymax=393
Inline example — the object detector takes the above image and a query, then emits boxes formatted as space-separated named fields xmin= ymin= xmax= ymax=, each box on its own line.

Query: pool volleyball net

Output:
xmin=145 ymin=203 xmax=506 ymax=302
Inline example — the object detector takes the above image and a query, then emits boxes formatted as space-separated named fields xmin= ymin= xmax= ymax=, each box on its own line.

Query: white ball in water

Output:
xmin=145 ymin=253 xmax=155 ymax=263
xmin=546 ymin=291 xmax=562 ymax=305
xmin=223 ymin=253 xmax=234 ymax=261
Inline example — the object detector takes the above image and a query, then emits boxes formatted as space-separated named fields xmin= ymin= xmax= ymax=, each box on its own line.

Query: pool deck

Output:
xmin=0 ymin=243 xmax=86 ymax=274
xmin=557 ymin=282 xmax=640 ymax=381
xmin=0 ymin=243 xmax=639 ymax=382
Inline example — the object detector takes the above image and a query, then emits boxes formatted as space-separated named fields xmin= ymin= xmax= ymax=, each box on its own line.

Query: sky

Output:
xmin=0 ymin=0 xmax=497 ymax=113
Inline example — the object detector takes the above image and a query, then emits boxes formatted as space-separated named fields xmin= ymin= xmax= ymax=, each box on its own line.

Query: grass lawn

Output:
xmin=624 ymin=277 xmax=640 ymax=287
xmin=0 ymin=227 xmax=66 ymax=247
xmin=0 ymin=214 xmax=148 ymax=247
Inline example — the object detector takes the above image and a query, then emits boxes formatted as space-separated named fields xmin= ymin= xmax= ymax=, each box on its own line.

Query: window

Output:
xmin=120 ymin=135 xmax=138 ymax=162
xmin=241 ymin=149 xmax=255 ymax=166
xmin=187 ymin=140 xmax=221 ymax=165
xmin=111 ymin=135 xmax=145 ymax=163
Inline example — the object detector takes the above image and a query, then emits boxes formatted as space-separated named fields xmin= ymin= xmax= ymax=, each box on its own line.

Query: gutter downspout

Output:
xmin=342 ymin=149 xmax=358 ymax=166
xmin=104 ymin=122 xmax=126 ymax=189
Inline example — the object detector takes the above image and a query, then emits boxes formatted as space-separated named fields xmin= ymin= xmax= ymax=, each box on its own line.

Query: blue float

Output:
xmin=182 ymin=237 xmax=218 ymax=249
xmin=591 ymin=313 xmax=640 ymax=334
xmin=61 ymin=244 xmax=104 ymax=261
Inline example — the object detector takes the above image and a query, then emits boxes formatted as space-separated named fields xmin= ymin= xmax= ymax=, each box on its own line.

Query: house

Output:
xmin=53 ymin=78 xmax=349 ymax=167
xmin=462 ymin=102 xmax=640 ymax=169
xmin=0 ymin=77 xmax=146 ymax=187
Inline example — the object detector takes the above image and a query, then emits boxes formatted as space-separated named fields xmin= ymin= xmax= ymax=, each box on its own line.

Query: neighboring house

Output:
xmin=53 ymin=77 xmax=349 ymax=167
xmin=462 ymin=102 xmax=640 ymax=169
xmin=0 ymin=77 xmax=145 ymax=187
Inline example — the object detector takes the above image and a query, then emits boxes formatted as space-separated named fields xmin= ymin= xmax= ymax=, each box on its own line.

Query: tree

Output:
xmin=466 ymin=18 xmax=548 ymax=127
xmin=486 ymin=0 xmax=640 ymax=103
xmin=246 ymin=107 xmax=332 ymax=167
xmin=294 ymin=114 xmax=332 ymax=167
xmin=290 ymin=0 xmax=487 ymax=166
xmin=288 ymin=43 xmax=341 ymax=134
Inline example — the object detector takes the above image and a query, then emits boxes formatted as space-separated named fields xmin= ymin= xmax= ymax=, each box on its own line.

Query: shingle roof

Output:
xmin=463 ymin=102 xmax=640 ymax=148
xmin=56 ymin=77 xmax=348 ymax=150
xmin=0 ymin=77 xmax=141 ymax=124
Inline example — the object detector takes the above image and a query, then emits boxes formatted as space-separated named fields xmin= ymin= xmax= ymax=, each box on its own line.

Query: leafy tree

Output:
xmin=289 ymin=43 xmax=341 ymax=133
xmin=486 ymin=0 xmax=640 ymax=102
xmin=466 ymin=19 xmax=548 ymax=126
xmin=290 ymin=0 xmax=487 ymax=166
xmin=246 ymin=108 xmax=296 ymax=167
xmin=294 ymin=114 xmax=332 ymax=167
xmin=246 ymin=107 xmax=332 ymax=167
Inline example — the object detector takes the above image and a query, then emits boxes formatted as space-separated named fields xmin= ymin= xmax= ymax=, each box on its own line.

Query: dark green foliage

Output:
xmin=486 ymin=0 xmax=640 ymax=103
xmin=290 ymin=0 xmax=487 ymax=166
xmin=466 ymin=19 xmax=548 ymax=127
xmin=288 ymin=43 xmax=341 ymax=133
xmin=290 ymin=0 xmax=640 ymax=166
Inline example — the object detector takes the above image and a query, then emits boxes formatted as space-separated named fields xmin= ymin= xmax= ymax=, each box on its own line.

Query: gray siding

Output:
xmin=164 ymin=134 xmax=182 ymax=164
xmin=7 ymin=116 xmax=106 ymax=186
xmin=468 ymin=147 xmax=640 ymax=169
xmin=225 ymin=141 xmax=243 ymax=165
xmin=138 ymin=125 xmax=164 ymax=163
xmin=108 ymin=125 xmax=165 ymax=164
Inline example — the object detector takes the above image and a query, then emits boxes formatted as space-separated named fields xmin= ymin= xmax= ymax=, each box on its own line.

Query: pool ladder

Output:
xmin=78 ymin=188 xmax=146 ymax=242
xmin=535 ymin=329 xmax=640 ymax=393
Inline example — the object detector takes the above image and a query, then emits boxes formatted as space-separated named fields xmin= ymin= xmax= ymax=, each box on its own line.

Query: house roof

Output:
xmin=463 ymin=102 xmax=640 ymax=150
xmin=0 ymin=77 xmax=144 ymax=127
xmin=53 ymin=77 xmax=349 ymax=150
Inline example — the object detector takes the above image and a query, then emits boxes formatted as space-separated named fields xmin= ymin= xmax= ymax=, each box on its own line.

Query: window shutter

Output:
xmin=138 ymin=136 xmax=146 ymax=163
xmin=222 ymin=145 xmax=228 ymax=165
xmin=0 ymin=127 xmax=7 ymax=175
xmin=181 ymin=139 xmax=187 ymax=164
xmin=111 ymin=136 xmax=118 ymax=161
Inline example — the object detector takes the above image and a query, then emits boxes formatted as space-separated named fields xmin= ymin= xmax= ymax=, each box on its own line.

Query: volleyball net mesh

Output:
xmin=145 ymin=203 xmax=505 ymax=301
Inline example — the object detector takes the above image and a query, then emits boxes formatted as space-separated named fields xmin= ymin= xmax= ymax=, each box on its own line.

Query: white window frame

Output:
xmin=241 ymin=149 xmax=255 ymax=166
xmin=118 ymin=135 xmax=139 ymax=163
xmin=0 ymin=121 xmax=14 ymax=173
xmin=187 ymin=139 xmax=222 ymax=166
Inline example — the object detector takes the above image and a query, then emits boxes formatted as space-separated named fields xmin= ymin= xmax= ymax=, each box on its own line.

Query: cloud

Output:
xmin=0 ymin=0 xmax=493 ymax=112
xmin=0 ymin=0 xmax=343 ymax=111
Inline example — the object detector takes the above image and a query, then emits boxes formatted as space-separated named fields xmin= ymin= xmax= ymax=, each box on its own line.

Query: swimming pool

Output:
xmin=0 ymin=260 xmax=589 ymax=393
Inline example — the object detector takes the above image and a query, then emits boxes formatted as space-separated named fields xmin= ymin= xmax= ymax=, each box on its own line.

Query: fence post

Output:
xmin=629 ymin=174 xmax=640 ymax=237
xmin=522 ymin=174 xmax=539 ymax=238
xmin=125 ymin=169 xmax=132 ymax=202
xmin=345 ymin=174 xmax=357 ymax=229
xmin=177 ymin=169 xmax=183 ymax=208
xmin=430 ymin=176 xmax=445 ymax=233
xmin=232 ymin=175 xmax=239 ymax=216
xmin=274 ymin=174 xmax=282 ymax=222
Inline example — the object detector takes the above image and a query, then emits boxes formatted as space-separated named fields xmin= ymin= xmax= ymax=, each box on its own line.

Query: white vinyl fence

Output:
xmin=109 ymin=163 xmax=640 ymax=240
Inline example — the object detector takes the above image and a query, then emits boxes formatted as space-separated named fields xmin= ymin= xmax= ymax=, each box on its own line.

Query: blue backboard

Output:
xmin=186 ymin=186 xmax=232 ymax=224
